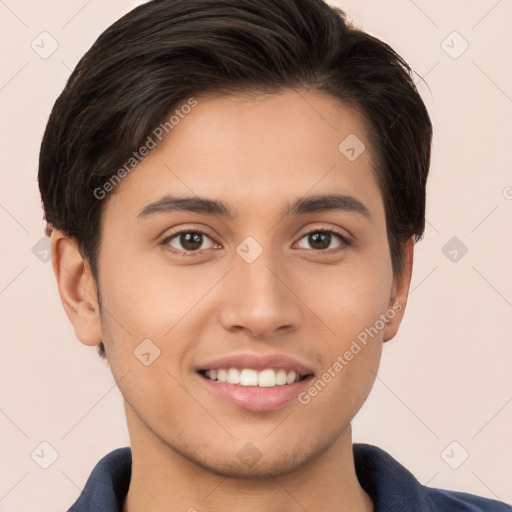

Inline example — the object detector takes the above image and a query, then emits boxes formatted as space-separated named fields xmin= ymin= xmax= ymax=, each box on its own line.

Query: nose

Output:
xmin=218 ymin=246 xmax=302 ymax=339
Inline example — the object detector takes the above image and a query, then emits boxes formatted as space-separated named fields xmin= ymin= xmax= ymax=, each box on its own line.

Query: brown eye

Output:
xmin=296 ymin=229 xmax=348 ymax=252
xmin=162 ymin=230 xmax=215 ymax=254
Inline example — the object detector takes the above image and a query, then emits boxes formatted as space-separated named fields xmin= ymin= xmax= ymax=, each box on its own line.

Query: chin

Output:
xmin=175 ymin=435 xmax=335 ymax=480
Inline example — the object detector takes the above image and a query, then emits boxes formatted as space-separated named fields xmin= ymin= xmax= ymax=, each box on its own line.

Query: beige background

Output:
xmin=0 ymin=0 xmax=511 ymax=510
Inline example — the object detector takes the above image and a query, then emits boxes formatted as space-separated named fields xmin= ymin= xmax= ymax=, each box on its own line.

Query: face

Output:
xmin=77 ymin=89 xmax=411 ymax=477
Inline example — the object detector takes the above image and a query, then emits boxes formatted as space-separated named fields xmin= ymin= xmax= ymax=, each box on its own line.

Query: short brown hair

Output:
xmin=38 ymin=0 xmax=432 ymax=358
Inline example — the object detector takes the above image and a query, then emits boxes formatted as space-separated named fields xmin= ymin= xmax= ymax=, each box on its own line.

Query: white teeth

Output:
xmin=275 ymin=369 xmax=287 ymax=385
xmin=258 ymin=369 xmax=276 ymax=387
xmin=240 ymin=368 xmax=258 ymax=386
xmin=203 ymin=368 xmax=306 ymax=387
xmin=227 ymin=368 xmax=240 ymax=384
xmin=286 ymin=370 xmax=297 ymax=384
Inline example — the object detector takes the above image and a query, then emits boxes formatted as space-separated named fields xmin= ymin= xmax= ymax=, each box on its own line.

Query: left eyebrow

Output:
xmin=137 ymin=193 xmax=372 ymax=222
xmin=285 ymin=194 xmax=371 ymax=220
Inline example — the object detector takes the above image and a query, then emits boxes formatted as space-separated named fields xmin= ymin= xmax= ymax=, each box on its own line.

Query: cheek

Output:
xmin=296 ymin=265 xmax=388 ymax=423
xmin=97 ymin=248 xmax=226 ymax=381
xmin=99 ymin=247 xmax=211 ymax=331
xmin=296 ymin=248 xmax=391 ymax=406
xmin=302 ymin=253 xmax=393 ymax=342
xmin=296 ymin=340 xmax=382 ymax=447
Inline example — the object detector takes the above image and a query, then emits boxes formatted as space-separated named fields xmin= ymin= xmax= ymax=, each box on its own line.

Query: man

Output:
xmin=38 ymin=0 xmax=511 ymax=510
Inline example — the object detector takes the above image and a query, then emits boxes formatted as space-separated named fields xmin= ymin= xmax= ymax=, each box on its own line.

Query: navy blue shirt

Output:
xmin=67 ymin=443 xmax=511 ymax=511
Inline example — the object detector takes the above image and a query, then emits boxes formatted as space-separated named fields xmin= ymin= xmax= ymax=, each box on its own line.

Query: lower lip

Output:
xmin=198 ymin=373 xmax=314 ymax=412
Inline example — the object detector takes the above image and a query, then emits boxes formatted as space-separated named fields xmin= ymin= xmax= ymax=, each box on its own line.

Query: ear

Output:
xmin=50 ymin=230 xmax=103 ymax=347
xmin=383 ymin=237 xmax=414 ymax=342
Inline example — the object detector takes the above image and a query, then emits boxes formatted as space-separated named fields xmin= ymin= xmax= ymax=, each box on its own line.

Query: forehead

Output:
xmin=106 ymin=89 xmax=383 ymax=221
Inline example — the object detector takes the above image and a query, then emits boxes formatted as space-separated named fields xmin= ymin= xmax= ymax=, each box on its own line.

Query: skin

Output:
xmin=52 ymin=89 xmax=414 ymax=512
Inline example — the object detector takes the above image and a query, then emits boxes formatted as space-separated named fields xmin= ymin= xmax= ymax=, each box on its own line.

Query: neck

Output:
xmin=122 ymin=406 xmax=373 ymax=512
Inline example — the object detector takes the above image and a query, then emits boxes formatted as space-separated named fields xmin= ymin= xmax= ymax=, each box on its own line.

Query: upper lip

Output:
xmin=196 ymin=352 xmax=315 ymax=376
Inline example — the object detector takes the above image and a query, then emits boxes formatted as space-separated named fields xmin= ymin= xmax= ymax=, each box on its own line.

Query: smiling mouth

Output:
xmin=198 ymin=368 xmax=312 ymax=388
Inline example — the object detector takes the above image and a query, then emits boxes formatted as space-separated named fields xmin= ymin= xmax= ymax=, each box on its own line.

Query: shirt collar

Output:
xmin=353 ymin=443 xmax=432 ymax=509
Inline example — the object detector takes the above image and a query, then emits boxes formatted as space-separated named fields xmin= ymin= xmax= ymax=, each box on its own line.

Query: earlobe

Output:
xmin=383 ymin=237 xmax=414 ymax=342
xmin=50 ymin=230 xmax=103 ymax=347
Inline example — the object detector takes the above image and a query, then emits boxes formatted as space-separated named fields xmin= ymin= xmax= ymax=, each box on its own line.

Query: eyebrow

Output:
xmin=137 ymin=193 xmax=371 ymax=221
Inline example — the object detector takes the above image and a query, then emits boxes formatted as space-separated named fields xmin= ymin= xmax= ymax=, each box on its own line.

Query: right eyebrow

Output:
xmin=137 ymin=195 xmax=236 ymax=220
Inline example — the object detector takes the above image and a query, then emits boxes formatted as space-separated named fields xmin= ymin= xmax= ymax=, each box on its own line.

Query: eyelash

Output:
xmin=160 ymin=227 xmax=351 ymax=257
